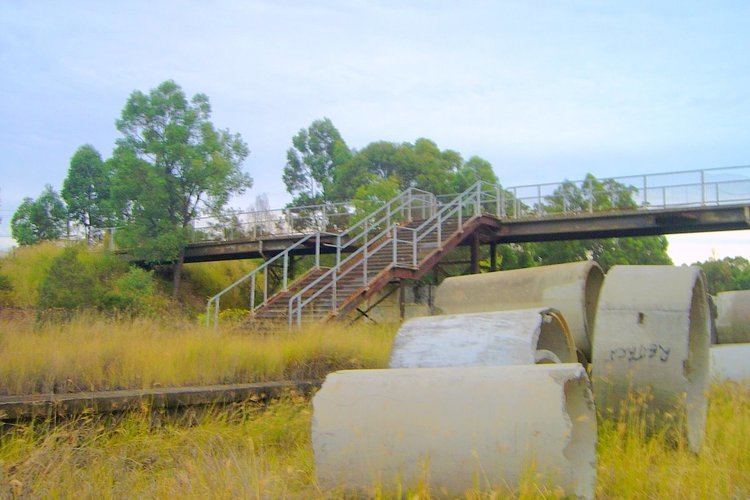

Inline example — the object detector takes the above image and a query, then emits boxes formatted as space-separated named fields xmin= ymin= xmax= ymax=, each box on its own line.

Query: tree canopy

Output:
xmin=109 ymin=80 xmax=252 ymax=295
xmin=692 ymin=256 xmax=750 ymax=295
xmin=11 ymin=185 xmax=68 ymax=245
xmin=62 ymin=144 xmax=113 ymax=237
xmin=283 ymin=117 xmax=351 ymax=205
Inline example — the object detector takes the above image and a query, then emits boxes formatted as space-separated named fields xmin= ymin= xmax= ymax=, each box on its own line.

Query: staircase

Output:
xmin=206 ymin=181 xmax=494 ymax=328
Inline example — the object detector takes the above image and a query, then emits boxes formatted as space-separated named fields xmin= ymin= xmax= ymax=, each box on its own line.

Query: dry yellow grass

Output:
xmin=0 ymin=314 xmax=396 ymax=395
xmin=0 ymin=384 xmax=747 ymax=498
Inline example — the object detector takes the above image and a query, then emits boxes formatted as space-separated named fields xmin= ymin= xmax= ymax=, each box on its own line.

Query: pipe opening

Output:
xmin=685 ymin=276 xmax=709 ymax=451
xmin=562 ymin=375 xmax=597 ymax=499
xmin=537 ymin=312 xmax=577 ymax=363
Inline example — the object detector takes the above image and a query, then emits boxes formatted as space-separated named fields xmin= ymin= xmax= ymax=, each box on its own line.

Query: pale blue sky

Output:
xmin=1 ymin=1 xmax=749 ymax=262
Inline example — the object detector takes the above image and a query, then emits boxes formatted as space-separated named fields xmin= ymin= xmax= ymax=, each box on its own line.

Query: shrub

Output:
xmin=0 ymin=241 xmax=64 ymax=307
xmin=36 ymin=245 xmax=166 ymax=316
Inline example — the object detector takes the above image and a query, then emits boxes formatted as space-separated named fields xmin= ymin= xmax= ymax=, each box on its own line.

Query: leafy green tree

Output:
xmin=62 ymin=145 xmax=113 ymax=239
xmin=692 ymin=256 xmax=750 ymax=295
xmin=498 ymin=174 xmax=672 ymax=271
xmin=283 ymin=118 xmax=351 ymax=205
xmin=10 ymin=185 xmax=68 ymax=245
xmin=331 ymin=138 xmax=497 ymax=201
xmin=109 ymin=80 xmax=252 ymax=296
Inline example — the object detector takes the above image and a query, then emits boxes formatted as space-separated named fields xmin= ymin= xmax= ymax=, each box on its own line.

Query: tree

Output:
xmin=62 ymin=145 xmax=113 ymax=239
xmin=498 ymin=174 xmax=672 ymax=271
xmin=283 ymin=118 xmax=351 ymax=205
xmin=330 ymin=138 xmax=498 ymax=201
xmin=692 ymin=256 xmax=750 ymax=295
xmin=109 ymin=80 xmax=252 ymax=296
xmin=10 ymin=185 xmax=68 ymax=245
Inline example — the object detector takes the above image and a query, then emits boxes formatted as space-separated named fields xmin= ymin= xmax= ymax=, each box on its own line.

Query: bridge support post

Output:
xmin=490 ymin=242 xmax=497 ymax=272
xmin=470 ymin=233 xmax=480 ymax=274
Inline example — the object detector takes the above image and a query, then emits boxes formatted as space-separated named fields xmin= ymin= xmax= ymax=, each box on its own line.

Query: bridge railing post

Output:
xmin=437 ymin=210 xmax=442 ymax=248
xmin=250 ymin=274 xmax=256 ymax=312
xmin=512 ymin=187 xmax=518 ymax=218
xmin=412 ymin=229 xmax=417 ymax=268
xmin=336 ymin=234 xmax=341 ymax=267
xmin=283 ymin=253 xmax=289 ymax=291
xmin=537 ymin=184 xmax=542 ymax=215
xmin=392 ymin=226 xmax=398 ymax=263
xmin=315 ymin=233 xmax=320 ymax=268
xmin=475 ymin=183 xmax=481 ymax=216
xmin=332 ymin=269 xmax=338 ymax=314
xmin=700 ymin=170 xmax=706 ymax=206
xmin=643 ymin=175 xmax=648 ymax=206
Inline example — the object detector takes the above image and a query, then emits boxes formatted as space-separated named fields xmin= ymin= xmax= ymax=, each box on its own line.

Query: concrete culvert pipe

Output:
xmin=711 ymin=344 xmax=750 ymax=382
xmin=716 ymin=290 xmax=750 ymax=344
xmin=591 ymin=265 xmax=710 ymax=452
xmin=433 ymin=261 xmax=603 ymax=360
xmin=388 ymin=308 xmax=577 ymax=368
xmin=312 ymin=364 xmax=597 ymax=498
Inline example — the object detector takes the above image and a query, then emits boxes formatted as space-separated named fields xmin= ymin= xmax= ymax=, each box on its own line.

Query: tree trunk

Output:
xmin=172 ymin=247 xmax=185 ymax=299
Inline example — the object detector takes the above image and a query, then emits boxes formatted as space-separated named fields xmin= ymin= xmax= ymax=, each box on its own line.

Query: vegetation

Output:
xmin=109 ymin=80 xmax=253 ymax=296
xmin=692 ymin=256 xmax=750 ymax=295
xmin=0 ymin=315 xmax=395 ymax=396
xmin=0 ymin=383 xmax=747 ymax=497
xmin=10 ymin=185 xmax=67 ymax=245
xmin=61 ymin=144 xmax=113 ymax=238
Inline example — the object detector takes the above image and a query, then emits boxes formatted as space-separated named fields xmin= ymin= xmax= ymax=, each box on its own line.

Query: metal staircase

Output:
xmin=205 ymin=186 xmax=439 ymax=327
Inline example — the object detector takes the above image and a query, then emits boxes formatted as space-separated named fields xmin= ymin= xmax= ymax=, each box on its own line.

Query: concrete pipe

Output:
xmin=433 ymin=261 xmax=603 ymax=360
xmin=312 ymin=364 xmax=597 ymax=498
xmin=591 ymin=265 xmax=710 ymax=452
xmin=710 ymin=344 xmax=750 ymax=382
xmin=716 ymin=290 xmax=750 ymax=344
xmin=389 ymin=308 xmax=577 ymax=368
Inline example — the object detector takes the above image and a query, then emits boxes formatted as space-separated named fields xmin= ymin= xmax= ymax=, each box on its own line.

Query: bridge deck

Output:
xmin=184 ymin=204 xmax=750 ymax=263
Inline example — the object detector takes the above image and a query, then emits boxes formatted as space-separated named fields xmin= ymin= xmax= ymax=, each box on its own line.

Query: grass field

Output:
xmin=0 ymin=314 xmax=395 ymax=396
xmin=0 ymin=384 xmax=748 ymax=498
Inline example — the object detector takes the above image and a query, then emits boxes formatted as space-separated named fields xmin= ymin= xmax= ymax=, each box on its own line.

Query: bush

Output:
xmin=37 ymin=245 xmax=166 ymax=316
xmin=0 ymin=241 xmax=64 ymax=307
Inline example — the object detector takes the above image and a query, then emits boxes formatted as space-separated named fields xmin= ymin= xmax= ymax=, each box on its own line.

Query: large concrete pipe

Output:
xmin=312 ymin=364 xmax=597 ymax=498
xmin=716 ymin=290 xmax=750 ymax=344
xmin=433 ymin=261 xmax=603 ymax=360
xmin=591 ymin=265 xmax=710 ymax=452
xmin=389 ymin=308 xmax=577 ymax=368
xmin=710 ymin=344 xmax=750 ymax=382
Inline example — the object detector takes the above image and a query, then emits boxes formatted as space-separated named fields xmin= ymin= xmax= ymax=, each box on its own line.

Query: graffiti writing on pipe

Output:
xmin=608 ymin=344 xmax=671 ymax=363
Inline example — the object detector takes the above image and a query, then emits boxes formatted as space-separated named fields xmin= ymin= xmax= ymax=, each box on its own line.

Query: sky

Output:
xmin=1 ymin=0 xmax=749 ymax=264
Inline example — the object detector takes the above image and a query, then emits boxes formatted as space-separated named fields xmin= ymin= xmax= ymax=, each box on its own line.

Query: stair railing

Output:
xmin=287 ymin=182 xmax=487 ymax=327
xmin=205 ymin=230 xmax=340 ymax=327
xmin=286 ymin=188 xmax=440 ymax=327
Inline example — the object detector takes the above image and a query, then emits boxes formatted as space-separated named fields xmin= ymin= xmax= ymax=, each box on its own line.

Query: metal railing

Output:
xmin=204 ymin=187 xmax=437 ymax=327
xmin=286 ymin=182 xmax=483 ymax=327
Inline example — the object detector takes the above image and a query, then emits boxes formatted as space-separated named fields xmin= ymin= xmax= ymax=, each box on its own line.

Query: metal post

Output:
xmin=490 ymin=242 xmax=497 ymax=271
xmin=392 ymin=226 xmax=398 ymax=263
xmin=495 ymin=185 xmax=501 ymax=217
xmin=437 ymin=210 xmax=442 ymax=248
xmin=475 ymin=184 xmax=481 ymax=216
xmin=250 ymin=274 xmax=256 ymax=311
xmin=715 ymin=182 xmax=720 ymax=204
xmin=336 ymin=234 xmax=341 ymax=267
xmin=386 ymin=204 xmax=391 ymax=228
xmin=288 ymin=299 xmax=293 ymax=328
xmin=662 ymin=186 xmax=667 ymax=208
xmin=332 ymin=270 xmax=338 ymax=314
xmin=214 ymin=297 xmax=219 ymax=328
xmin=537 ymin=184 xmax=542 ymax=214
xmin=321 ymin=205 xmax=327 ymax=231
xmin=512 ymin=188 xmax=518 ymax=218
xmin=458 ymin=198 xmax=463 ymax=231
xmin=412 ymin=229 xmax=417 ymax=268
xmin=315 ymin=233 xmax=320 ymax=267
xmin=283 ymin=253 xmax=289 ymax=291
xmin=263 ymin=269 xmax=268 ymax=303
xmin=700 ymin=170 xmax=706 ymax=206
xmin=363 ymin=237 xmax=368 ymax=285
xmin=407 ymin=191 xmax=412 ymax=220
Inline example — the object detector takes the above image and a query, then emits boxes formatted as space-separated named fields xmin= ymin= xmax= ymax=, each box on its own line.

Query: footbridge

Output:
xmin=198 ymin=166 xmax=750 ymax=327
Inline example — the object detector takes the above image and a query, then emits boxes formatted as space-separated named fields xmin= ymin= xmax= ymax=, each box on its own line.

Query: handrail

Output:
xmin=286 ymin=182 xmax=482 ymax=327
